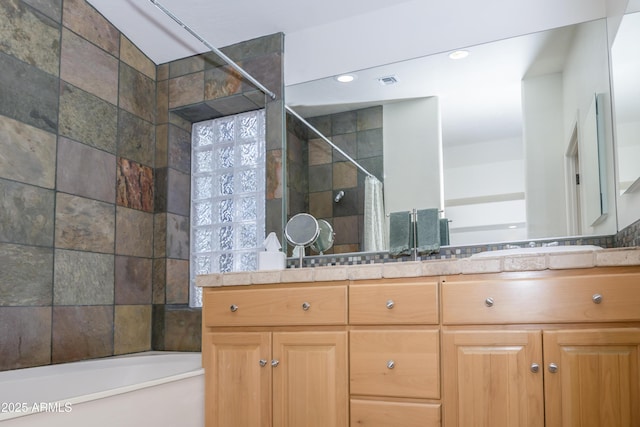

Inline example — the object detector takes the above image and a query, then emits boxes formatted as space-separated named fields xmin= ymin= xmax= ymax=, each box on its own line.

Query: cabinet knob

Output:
xmin=548 ymin=363 xmax=558 ymax=373
xmin=592 ymin=293 xmax=603 ymax=304
xmin=530 ymin=363 xmax=540 ymax=373
xmin=259 ymin=359 xmax=267 ymax=367
xmin=229 ymin=304 xmax=238 ymax=312
xmin=386 ymin=300 xmax=395 ymax=309
xmin=302 ymin=302 xmax=311 ymax=311
xmin=271 ymin=360 xmax=280 ymax=368
xmin=485 ymin=297 xmax=495 ymax=307
xmin=387 ymin=360 xmax=395 ymax=369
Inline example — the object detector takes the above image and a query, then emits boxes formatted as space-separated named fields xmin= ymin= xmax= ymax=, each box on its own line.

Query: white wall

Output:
xmin=383 ymin=98 xmax=442 ymax=216
xmin=522 ymin=73 xmax=568 ymax=238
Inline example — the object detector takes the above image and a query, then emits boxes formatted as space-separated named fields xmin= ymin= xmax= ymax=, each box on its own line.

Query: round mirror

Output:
xmin=284 ymin=213 xmax=319 ymax=247
xmin=310 ymin=219 xmax=335 ymax=254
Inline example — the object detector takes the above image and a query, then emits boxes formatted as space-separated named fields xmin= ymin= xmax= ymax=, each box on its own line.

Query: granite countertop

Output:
xmin=196 ymin=247 xmax=640 ymax=288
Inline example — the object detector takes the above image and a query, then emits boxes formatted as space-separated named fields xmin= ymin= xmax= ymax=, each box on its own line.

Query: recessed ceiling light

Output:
xmin=335 ymin=74 xmax=356 ymax=83
xmin=448 ymin=50 xmax=469 ymax=60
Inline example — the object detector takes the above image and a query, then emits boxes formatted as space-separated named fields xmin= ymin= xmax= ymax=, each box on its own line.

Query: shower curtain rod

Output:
xmin=285 ymin=106 xmax=375 ymax=178
xmin=149 ymin=0 xmax=374 ymax=179
xmin=149 ymin=0 xmax=277 ymax=100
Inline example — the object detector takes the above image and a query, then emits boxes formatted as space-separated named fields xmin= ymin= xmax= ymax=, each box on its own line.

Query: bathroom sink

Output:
xmin=470 ymin=245 xmax=603 ymax=258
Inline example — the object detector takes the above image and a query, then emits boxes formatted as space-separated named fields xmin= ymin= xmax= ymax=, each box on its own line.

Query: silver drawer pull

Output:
xmin=271 ymin=360 xmax=280 ymax=368
xmin=386 ymin=300 xmax=395 ymax=309
xmin=259 ymin=359 xmax=267 ymax=367
xmin=592 ymin=293 xmax=603 ymax=304
xmin=485 ymin=297 xmax=494 ymax=307
xmin=230 ymin=304 xmax=238 ymax=312
xmin=387 ymin=360 xmax=395 ymax=369
xmin=302 ymin=302 xmax=311 ymax=311
xmin=548 ymin=363 xmax=558 ymax=373
xmin=530 ymin=363 xmax=540 ymax=373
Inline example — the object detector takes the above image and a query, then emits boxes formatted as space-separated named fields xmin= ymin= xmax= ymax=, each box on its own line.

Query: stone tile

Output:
xmin=117 ymin=109 xmax=155 ymax=166
xmin=309 ymin=139 xmax=332 ymax=166
xmin=168 ymin=124 xmax=191 ymax=173
xmin=0 ymin=55 xmax=58 ymax=134
xmin=357 ymin=106 xmax=382 ymax=131
xmin=204 ymin=65 xmax=242 ymax=100
xmin=595 ymin=247 xmax=640 ymax=266
xmin=332 ymin=111 xmax=357 ymax=135
xmin=280 ymin=268 xmax=314 ymax=283
xmin=58 ymin=82 xmax=118 ymax=153
xmin=157 ymin=79 xmax=169 ymax=125
xmin=157 ymin=63 xmax=169 ymax=81
xmin=0 ymin=179 xmax=54 ymax=246
xmin=156 ymin=124 xmax=169 ymax=169
xmin=267 ymin=149 xmax=283 ymax=199
xmin=357 ymin=156 xmax=384 ymax=183
xmin=309 ymin=164 xmax=332 ymax=192
xmin=206 ymin=94 xmax=259 ymax=117
xmin=0 ymin=306 xmax=51 ymax=370
xmin=60 ymin=28 xmax=118 ymax=105
xmin=120 ymin=35 xmax=155 ymax=80
xmin=169 ymin=56 xmax=205 ymax=78
xmin=52 ymin=305 xmax=113 ymax=364
xmin=241 ymin=53 xmax=283 ymax=99
xmin=53 ymin=249 xmax=114 ymax=305
xmin=62 ymin=0 xmax=119 ymax=56
xmin=265 ymin=99 xmax=284 ymax=151
xmin=382 ymin=262 xmax=422 ymax=278
xmin=167 ymin=213 xmax=190 ymax=260
xmin=57 ymin=137 xmax=116 ymax=203
xmin=308 ymin=115 xmax=331 ymax=137
xmin=116 ymin=158 xmax=154 ymax=212
xmin=163 ymin=306 xmax=202 ymax=352
xmin=116 ymin=206 xmax=154 ymax=257
xmin=288 ymin=160 xmax=308 ymax=195
xmin=151 ymin=304 xmax=165 ymax=350
xmin=168 ymin=72 xmax=204 ymax=109
xmin=219 ymin=33 xmax=283 ymax=63
xmin=422 ymin=259 xmax=461 ymax=276
xmin=114 ymin=305 xmax=152 ymax=355
xmin=333 ymin=161 xmax=357 ymax=189
xmin=266 ymin=198 xmax=283 ymax=239
xmin=548 ymin=252 xmax=596 ymax=270
xmin=460 ymin=258 xmax=503 ymax=274
xmin=313 ymin=266 xmax=348 ymax=281
xmin=503 ymin=255 xmax=547 ymax=271
xmin=357 ymin=128 xmax=383 ymax=159
xmin=334 ymin=244 xmax=360 ymax=254
xmin=154 ymin=167 xmax=168 ymax=213
xmin=119 ymin=64 xmax=156 ymax=123
xmin=333 ymin=188 xmax=360 ymax=217
xmin=23 ymin=0 xmax=62 ymax=22
xmin=347 ymin=264 xmax=383 ymax=280
xmin=250 ymin=270 xmax=282 ymax=284
xmin=154 ymin=213 xmax=167 ymax=258
xmin=55 ymin=193 xmax=115 ymax=253
xmin=0 ymin=0 xmax=60 ymax=75
xmin=0 ymin=243 xmax=53 ymax=306
xmin=153 ymin=258 xmax=166 ymax=304
xmin=333 ymin=215 xmax=359 ymax=245
xmin=167 ymin=169 xmax=191 ymax=216
xmin=166 ymin=259 xmax=189 ymax=304
xmin=0 ymin=111 xmax=56 ymax=188
xmin=221 ymin=272 xmax=252 ymax=286
xmin=332 ymin=132 xmax=357 ymax=162
xmin=309 ymin=191 xmax=332 ymax=219
xmin=196 ymin=273 xmax=222 ymax=287
xmin=115 ymin=256 xmax=152 ymax=304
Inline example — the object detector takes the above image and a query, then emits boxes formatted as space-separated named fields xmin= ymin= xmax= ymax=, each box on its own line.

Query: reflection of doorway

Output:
xmin=566 ymin=123 xmax=582 ymax=234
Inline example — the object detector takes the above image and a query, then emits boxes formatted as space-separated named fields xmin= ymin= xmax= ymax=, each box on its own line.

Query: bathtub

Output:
xmin=0 ymin=351 xmax=204 ymax=427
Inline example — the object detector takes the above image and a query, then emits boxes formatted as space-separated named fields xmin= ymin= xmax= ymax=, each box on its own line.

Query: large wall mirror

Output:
xmin=612 ymin=0 xmax=640 ymax=195
xmin=284 ymin=17 xmax=617 ymax=253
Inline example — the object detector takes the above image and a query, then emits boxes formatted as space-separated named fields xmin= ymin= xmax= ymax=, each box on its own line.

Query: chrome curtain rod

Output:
xmin=148 ymin=0 xmax=277 ymax=100
xmin=149 ymin=1 xmax=373 ymax=179
xmin=285 ymin=106 xmax=374 ymax=178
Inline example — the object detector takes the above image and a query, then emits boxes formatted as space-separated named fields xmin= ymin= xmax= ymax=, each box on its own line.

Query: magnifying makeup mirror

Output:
xmin=285 ymin=213 xmax=335 ymax=266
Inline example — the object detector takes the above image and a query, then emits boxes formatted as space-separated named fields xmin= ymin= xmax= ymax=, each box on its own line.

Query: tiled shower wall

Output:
xmin=0 ymin=0 xmax=284 ymax=371
xmin=289 ymin=106 xmax=384 ymax=254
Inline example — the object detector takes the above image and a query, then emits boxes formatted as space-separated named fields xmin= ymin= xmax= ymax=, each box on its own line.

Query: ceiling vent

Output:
xmin=377 ymin=75 xmax=399 ymax=85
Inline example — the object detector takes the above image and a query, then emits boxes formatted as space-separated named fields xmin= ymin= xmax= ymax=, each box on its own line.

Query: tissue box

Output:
xmin=258 ymin=251 xmax=286 ymax=271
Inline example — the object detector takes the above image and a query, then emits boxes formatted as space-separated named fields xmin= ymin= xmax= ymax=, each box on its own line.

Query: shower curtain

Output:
xmin=364 ymin=176 xmax=388 ymax=252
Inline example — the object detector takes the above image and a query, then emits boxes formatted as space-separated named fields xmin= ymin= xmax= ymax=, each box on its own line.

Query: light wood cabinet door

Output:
xmin=350 ymin=399 xmax=441 ymax=427
xmin=203 ymin=332 xmax=272 ymax=427
xmin=442 ymin=330 xmax=544 ymax=427
xmin=543 ymin=328 xmax=640 ymax=427
xmin=272 ymin=331 xmax=348 ymax=427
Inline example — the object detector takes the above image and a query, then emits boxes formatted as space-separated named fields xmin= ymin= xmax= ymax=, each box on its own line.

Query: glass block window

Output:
xmin=190 ymin=110 xmax=266 ymax=307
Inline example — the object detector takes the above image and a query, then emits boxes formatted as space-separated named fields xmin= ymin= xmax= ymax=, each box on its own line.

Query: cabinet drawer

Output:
xmin=442 ymin=271 xmax=640 ymax=324
xmin=203 ymin=285 xmax=347 ymax=327
xmin=350 ymin=399 xmax=440 ymax=427
xmin=350 ymin=280 xmax=439 ymax=324
xmin=350 ymin=330 xmax=440 ymax=399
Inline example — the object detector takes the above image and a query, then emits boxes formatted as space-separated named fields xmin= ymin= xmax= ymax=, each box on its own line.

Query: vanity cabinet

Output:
xmin=441 ymin=268 xmax=640 ymax=427
xmin=349 ymin=278 xmax=441 ymax=427
xmin=202 ymin=283 xmax=349 ymax=427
